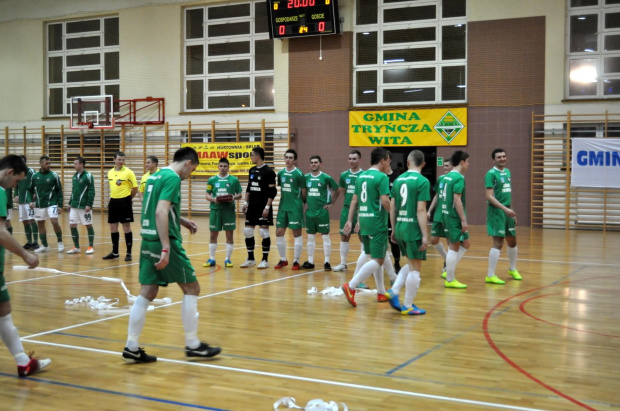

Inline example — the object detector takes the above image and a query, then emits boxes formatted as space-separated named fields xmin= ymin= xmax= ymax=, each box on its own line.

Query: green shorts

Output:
xmin=339 ymin=206 xmax=358 ymax=235
xmin=442 ymin=216 xmax=470 ymax=244
xmin=306 ymin=213 xmax=330 ymax=234
xmin=210 ymin=208 xmax=237 ymax=232
xmin=431 ymin=221 xmax=446 ymax=238
xmin=139 ymin=239 xmax=197 ymax=286
xmin=361 ymin=232 xmax=388 ymax=259
xmin=276 ymin=208 xmax=304 ymax=230
xmin=0 ymin=272 xmax=10 ymax=303
xmin=487 ymin=206 xmax=516 ymax=238
xmin=397 ymin=239 xmax=427 ymax=261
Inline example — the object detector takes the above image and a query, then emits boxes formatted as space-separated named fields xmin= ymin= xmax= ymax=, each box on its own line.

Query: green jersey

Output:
xmin=27 ymin=170 xmax=63 ymax=208
xmin=305 ymin=172 xmax=338 ymax=218
xmin=0 ymin=188 xmax=6 ymax=267
xmin=16 ymin=168 xmax=35 ymax=204
xmin=140 ymin=168 xmax=183 ymax=242
xmin=339 ymin=169 xmax=363 ymax=207
xmin=441 ymin=170 xmax=466 ymax=219
xmin=6 ymin=188 xmax=12 ymax=209
xmin=278 ymin=167 xmax=306 ymax=212
xmin=355 ymin=168 xmax=390 ymax=235
xmin=391 ymin=170 xmax=430 ymax=241
xmin=69 ymin=171 xmax=95 ymax=209
xmin=485 ymin=167 xmax=512 ymax=207
xmin=433 ymin=174 xmax=448 ymax=221
xmin=206 ymin=174 xmax=242 ymax=210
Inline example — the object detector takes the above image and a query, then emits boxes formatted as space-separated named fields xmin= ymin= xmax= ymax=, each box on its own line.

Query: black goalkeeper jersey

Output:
xmin=246 ymin=164 xmax=276 ymax=205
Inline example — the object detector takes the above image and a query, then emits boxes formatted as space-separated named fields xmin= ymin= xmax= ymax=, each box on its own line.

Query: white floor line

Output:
xmin=7 ymin=272 xmax=70 ymax=285
xmin=19 ymin=338 xmax=546 ymax=411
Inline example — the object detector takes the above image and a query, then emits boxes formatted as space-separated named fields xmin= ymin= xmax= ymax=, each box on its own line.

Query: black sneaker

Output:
xmin=185 ymin=342 xmax=222 ymax=359
xmin=102 ymin=252 xmax=120 ymax=260
xmin=122 ymin=347 xmax=157 ymax=363
xmin=23 ymin=243 xmax=31 ymax=250
xmin=324 ymin=262 xmax=332 ymax=271
xmin=30 ymin=243 xmax=39 ymax=250
xmin=125 ymin=254 xmax=132 ymax=262
xmin=301 ymin=261 xmax=315 ymax=269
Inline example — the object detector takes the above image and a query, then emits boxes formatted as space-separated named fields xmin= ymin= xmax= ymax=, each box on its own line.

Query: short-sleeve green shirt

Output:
xmin=339 ymin=169 xmax=363 ymax=207
xmin=140 ymin=168 xmax=183 ymax=242
xmin=391 ymin=170 xmax=431 ymax=241
xmin=355 ymin=168 xmax=390 ymax=236
xmin=206 ymin=174 xmax=242 ymax=210
xmin=485 ymin=167 xmax=512 ymax=207
xmin=432 ymin=174 xmax=448 ymax=221
xmin=305 ymin=172 xmax=338 ymax=218
xmin=441 ymin=170 xmax=466 ymax=219
xmin=278 ymin=167 xmax=306 ymax=212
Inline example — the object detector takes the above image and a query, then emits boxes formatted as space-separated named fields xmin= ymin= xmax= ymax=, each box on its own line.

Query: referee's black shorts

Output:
xmin=108 ymin=196 xmax=134 ymax=224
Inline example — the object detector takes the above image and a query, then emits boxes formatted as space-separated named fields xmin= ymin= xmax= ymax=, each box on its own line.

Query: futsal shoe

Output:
xmin=17 ymin=353 xmax=51 ymax=377
xmin=324 ymin=262 xmax=332 ymax=271
xmin=485 ymin=275 xmax=506 ymax=285
xmin=377 ymin=293 xmax=388 ymax=302
xmin=332 ymin=264 xmax=347 ymax=272
xmin=257 ymin=260 xmax=269 ymax=269
xmin=445 ymin=279 xmax=467 ymax=289
xmin=441 ymin=270 xmax=447 ymax=279
xmin=291 ymin=261 xmax=301 ymax=270
xmin=384 ymin=289 xmax=401 ymax=312
xmin=274 ymin=260 xmax=288 ymax=269
xmin=85 ymin=246 xmax=95 ymax=254
xmin=34 ymin=246 xmax=50 ymax=253
xmin=401 ymin=305 xmax=426 ymax=315
xmin=30 ymin=243 xmax=40 ymax=250
xmin=102 ymin=252 xmax=119 ymax=260
xmin=356 ymin=282 xmax=369 ymax=289
xmin=23 ymin=243 xmax=31 ymax=250
xmin=125 ymin=254 xmax=132 ymax=262
xmin=66 ymin=247 xmax=81 ymax=254
xmin=57 ymin=242 xmax=64 ymax=252
xmin=185 ymin=342 xmax=221 ymax=360
xmin=224 ymin=259 xmax=233 ymax=267
xmin=508 ymin=269 xmax=522 ymax=280
xmin=240 ymin=259 xmax=256 ymax=268
xmin=203 ymin=259 xmax=216 ymax=267
xmin=342 ymin=283 xmax=356 ymax=307
xmin=122 ymin=347 xmax=157 ymax=363
xmin=301 ymin=261 xmax=315 ymax=269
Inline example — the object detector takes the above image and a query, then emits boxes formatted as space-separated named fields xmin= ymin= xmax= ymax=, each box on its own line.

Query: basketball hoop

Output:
xmin=77 ymin=122 xmax=94 ymax=129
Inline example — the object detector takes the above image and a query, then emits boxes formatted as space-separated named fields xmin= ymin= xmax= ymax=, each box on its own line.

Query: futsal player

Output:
xmin=66 ymin=156 xmax=96 ymax=255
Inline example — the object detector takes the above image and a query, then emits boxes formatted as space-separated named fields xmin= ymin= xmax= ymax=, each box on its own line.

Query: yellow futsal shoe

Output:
xmin=445 ymin=279 xmax=467 ymax=289
xmin=203 ymin=259 xmax=216 ymax=267
xmin=224 ymin=259 xmax=233 ymax=268
xmin=441 ymin=270 xmax=447 ymax=279
xmin=485 ymin=275 xmax=506 ymax=285
xmin=508 ymin=270 xmax=522 ymax=280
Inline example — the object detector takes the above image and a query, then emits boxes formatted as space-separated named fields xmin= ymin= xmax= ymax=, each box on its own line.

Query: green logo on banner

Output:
xmin=434 ymin=111 xmax=465 ymax=144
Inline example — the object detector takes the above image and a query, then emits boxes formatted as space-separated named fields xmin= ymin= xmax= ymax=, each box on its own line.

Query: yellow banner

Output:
xmin=181 ymin=142 xmax=261 ymax=176
xmin=349 ymin=108 xmax=467 ymax=147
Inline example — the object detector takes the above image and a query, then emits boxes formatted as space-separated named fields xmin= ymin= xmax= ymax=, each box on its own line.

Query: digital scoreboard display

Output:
xmin=266 ymin=0 xmax=340 ymax=39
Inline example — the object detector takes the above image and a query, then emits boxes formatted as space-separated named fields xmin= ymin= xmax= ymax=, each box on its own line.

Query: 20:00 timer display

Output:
xmin=267 ymin=0 xmax=340 ymax=39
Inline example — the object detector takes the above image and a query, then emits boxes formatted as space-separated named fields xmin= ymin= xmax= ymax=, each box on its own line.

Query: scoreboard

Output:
xmin=266 ymin=0 xmax=340 ymax=39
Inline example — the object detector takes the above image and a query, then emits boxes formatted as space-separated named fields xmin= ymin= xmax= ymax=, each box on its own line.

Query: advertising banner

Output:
xmin=571 ymin=138 xmax=620 ymax=188
xmin=182 ymin=142 xmax=261 ymax=176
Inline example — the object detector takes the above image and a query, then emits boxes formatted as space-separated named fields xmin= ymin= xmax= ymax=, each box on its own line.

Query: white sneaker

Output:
xmin=57 ymin=242 xmax=64 ymax=252
xmin=34 ymin=246 xmax=50 ymax=253
xmin=240 ymin=259 xmax=256 ymax=268
xmin=257 ymin=260 xmax=269 ymax=269
xmin=333 ymin=264 xmax=347 ymax=272
xmin=66 ymin=247 xmax=81 ymax=254
xmin=85 ymin=246 xmax=95 ymax=254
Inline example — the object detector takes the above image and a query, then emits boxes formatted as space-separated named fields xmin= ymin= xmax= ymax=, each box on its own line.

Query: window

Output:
xmin=567 ymin=0 xmax=620 ymax=98
xmin=183 ymin=2 xmax=274 ymax=111
xmin=46 ymin=17 xmax=120 ymax=117
xmin=353 ymin=0 xmax=467 ymax=106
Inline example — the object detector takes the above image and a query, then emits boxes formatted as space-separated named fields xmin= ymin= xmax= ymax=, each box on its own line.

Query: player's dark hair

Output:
xmin=147 ymin=155 xmax=159 ymax=165
xmin=20 ymin=155 xmax=27 ymax=163
xmin=349 ymin=150 xmax=361 ymax=159
xmin=114 ymin=151 xmax=125 ymax=159
xmin=310 ymin=155 xmax=322 ymax=163
xmin=39 ymin=155 xmax=50 ymax=162
xmin=408 ymin=150 xmax=425 ymax=167
xmin=173 ymin=147 xmax=199 ymax=164
xmin=370 ymin=148 xmax=389 ymax=166
xmin=252 ymin=146 xmax=265 ymax=160
xmin=285 ymin=149 xmax=297 ymax=160
xmin=219 ymin=157 xmax=230 ymax=165
xmin=451 ymin=150 xmax=470 ymax=167
xmin=491 ymin=148 xmax=505 ymax=159
xmin=0 ymin=155 xmax=28 ymax=174
xmin=75 ymin=156 xmax=86 ymax=166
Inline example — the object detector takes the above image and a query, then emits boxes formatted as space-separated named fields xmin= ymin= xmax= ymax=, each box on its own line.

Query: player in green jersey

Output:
xmin=14 ymin=155 xmax=39 ymax=250
xmin=275 ymin=149 xmax=307 ymax=270
xmin=301 ymin=155 xmax=339 ymax=271
xmin=341 ymin=148 xmax=391 ymax=307
xmin=485 ymin=148 xmax=521 ymax=284
xmin=123 ymin=147 xmax=221 ymax=363
xmin=441 ymin=151 xmax=470 ymax=289
xmin=333 ymin=150 xmax=363 ymax=272
xmin=66 ymin=157 xmax=96 ymax=255
xmin=427 ymin=161 xmax=453 ymax=278
xmin=4 ymin=187 xmax=13 ymax=235
xmin=204 ymin=157 xmax=242 ymax=268
xmin=385 ymin=150 xmax=430 ymax=315
xmin=0 ymin=155 xmax=51 ymax=377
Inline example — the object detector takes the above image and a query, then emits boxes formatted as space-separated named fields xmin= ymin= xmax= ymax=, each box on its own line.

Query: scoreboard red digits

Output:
xmin=266 ymin=0 xmax=340 ymax=39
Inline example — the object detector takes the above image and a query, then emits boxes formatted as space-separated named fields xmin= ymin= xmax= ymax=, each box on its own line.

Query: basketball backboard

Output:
xmin=70 ymin=95 xmax=115 ymax=130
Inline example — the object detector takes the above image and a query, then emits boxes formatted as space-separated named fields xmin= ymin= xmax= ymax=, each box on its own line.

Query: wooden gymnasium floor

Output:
xmin=1 ymin=213 xmax=619 ymax=411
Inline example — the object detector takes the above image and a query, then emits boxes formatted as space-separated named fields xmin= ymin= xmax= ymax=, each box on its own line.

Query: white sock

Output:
xmin=307 ymin=234 xmax=316 ymax=264
xmin=456 ymin=246 xmax=467 ymax=264
xmin=373 ymin=264 xmax=386 ymax=294
xmin=209 ymin=243 xmax=217 ymax=260
xmin=391 ymin=265 xmax=409 ymax=295
xmin=349 ymin=260 xmax=380 ymax=289
xmin=339 ymin=241 xmax=349 ymax=265
xmin=507 ymin=246 xmax=518 ymax=271
xmin=403 ymin=270 xmax=421 ymax=308
xmin=352 ymin=251 xmax=369 ymax=277
xmin=323 ymin=235 xmax=331 ymax=263
xmin=488 ymin=248 xmax=500 ymax=277
xmin=434 ymin=243 xmax=447 ymax=259
xmin=226 ymin=243 xmax=233 ymax=260
xmin=182 ymin=295 xmax=201 ymax=350
xmin=0 ymin=314 xmax=28 ymax=365
xmin=276 ymin=236 xmax=287 ymax=261
xmin=294 ymin=236 xmax=303 ymax=262
xmin=126 ymin=295 xmax=150 ymax=351
xmin=446 ymin=249 xmax=458 ymax=282
xmin=382 ymin=253 xmax=397 ymax=281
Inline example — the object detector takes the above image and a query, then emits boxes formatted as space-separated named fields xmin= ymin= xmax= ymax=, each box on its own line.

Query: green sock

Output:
xmin=87 ymin=226 xmax=95 ymax=247
xmin=31 ymin=223 xmax=39 ymax=243
xmin=7 ymin=226 xmax=12 ymax=235
xmin=71 ymin=227 xmax=80 ymax=248
xmin=56 ymin=230 xmax=63 ymax=242
xmin=24 ymin=224 xmax=32 ymax=243
xmin=40 ymin=233 xmax=48 ymax=247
